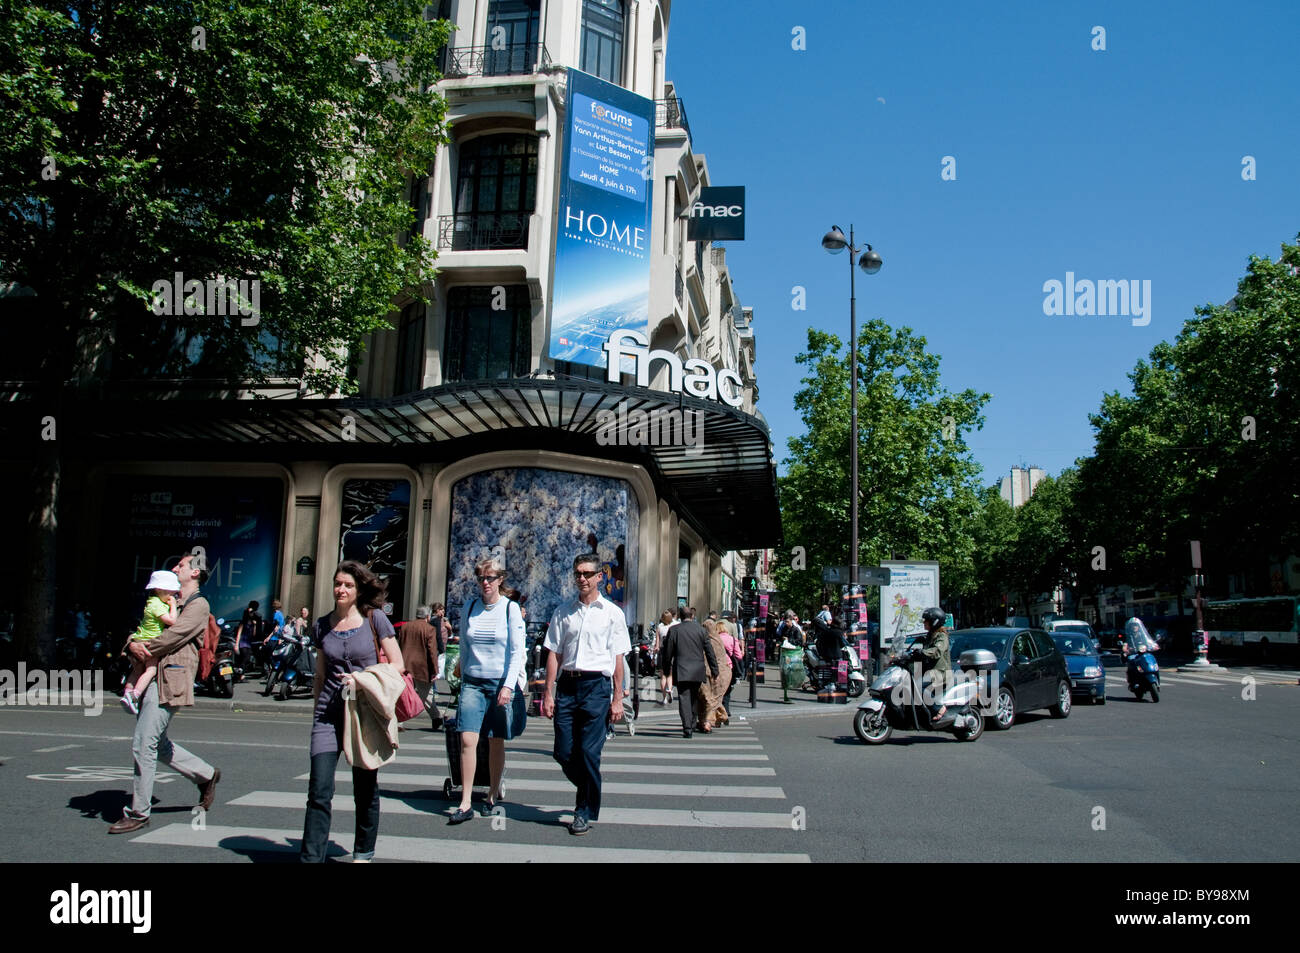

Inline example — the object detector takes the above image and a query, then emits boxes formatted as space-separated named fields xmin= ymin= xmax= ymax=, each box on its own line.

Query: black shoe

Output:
xmin=429 ymin=718 xmax=444 ymax=732
xmin=447 ymin=808 xmax=475 ymax=825
xmin=479 ymin=799 xmax=504 ymax=818
xmin=569 ymin=815 xmax=591 ymax=835
xmin=682 ymin=729 xmax=693 ymax=739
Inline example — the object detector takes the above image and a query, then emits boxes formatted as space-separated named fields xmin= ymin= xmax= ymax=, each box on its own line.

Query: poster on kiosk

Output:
xmin=549 ymin=69 xmax=655 ymax=370
xmin=880 ymin=561 xmax=941 ymax=654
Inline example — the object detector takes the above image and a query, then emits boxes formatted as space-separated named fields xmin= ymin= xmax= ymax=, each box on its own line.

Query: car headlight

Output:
xmin=1083 ymin=666 xmax=1102 ymax=678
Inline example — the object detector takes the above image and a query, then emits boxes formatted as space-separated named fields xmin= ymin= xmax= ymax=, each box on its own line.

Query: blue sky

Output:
xmin=665 ymin=0 xmax=1300 ymax=485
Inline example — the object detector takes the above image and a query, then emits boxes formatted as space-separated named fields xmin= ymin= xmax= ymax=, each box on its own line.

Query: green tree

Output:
xmin=0 ymin=0 xmax=450 ymax=660
xmin=1078 ymin=236 xmax=1300 ymax=596
xmin=960 ymin=484 xmax=1018 ymax=624
xmin=773 ymin=322 xmax=989 ymax=616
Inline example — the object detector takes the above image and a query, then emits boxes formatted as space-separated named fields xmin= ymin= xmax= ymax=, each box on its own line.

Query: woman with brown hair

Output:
xmin=301 ymin=560 xmax=404 ymax=862
xmin=696 ymin=618 xmax=733 ymax=732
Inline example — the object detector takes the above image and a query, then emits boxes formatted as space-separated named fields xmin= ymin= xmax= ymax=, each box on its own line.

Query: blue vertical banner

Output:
xmin=549 ymin=69 xmax=654 ymax=369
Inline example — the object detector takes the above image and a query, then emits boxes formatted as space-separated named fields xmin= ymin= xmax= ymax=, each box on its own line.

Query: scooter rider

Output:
xmin=912 ymin=607 xmax=952 ymax=723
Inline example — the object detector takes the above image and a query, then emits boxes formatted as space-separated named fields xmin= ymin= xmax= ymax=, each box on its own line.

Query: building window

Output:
xmin=485 ymin=0 xmax=541 ymax=75
xmin=110 ymin=314 xmax=296 ymax=381
xmin=395 ymin=300 xmax=426 ymax=393
xmin=407 ymin=174 xmax=431 ymax=245
xmin=443 ymin=134 xmax=537 ymax=250
xmin=580 ymin=0 xmax=625 ymax=85
xmin=444 ymin=285 xmax=531 ymax=381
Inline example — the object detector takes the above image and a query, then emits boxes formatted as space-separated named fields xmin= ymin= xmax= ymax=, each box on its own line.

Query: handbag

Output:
xmin=368 ymin=611 xmax=423 ymax=723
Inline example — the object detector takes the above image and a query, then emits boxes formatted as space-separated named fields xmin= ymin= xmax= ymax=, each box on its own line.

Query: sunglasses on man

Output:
xmin=573 ymin=569 xmax=601 ymax=579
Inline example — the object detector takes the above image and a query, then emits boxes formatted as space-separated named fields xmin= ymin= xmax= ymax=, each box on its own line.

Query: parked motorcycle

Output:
xmin=853 ymin=645 xmax=994 ymax=744
xmin=1123 ymin=617 xmax=1161 ymax=703
xmin=804 ymin=639 xmax=868 ymax=698
xmin=273 ymin=631 xmax=317 ymax=700
xmin=195 ymin=619 xmax=236 ymax=699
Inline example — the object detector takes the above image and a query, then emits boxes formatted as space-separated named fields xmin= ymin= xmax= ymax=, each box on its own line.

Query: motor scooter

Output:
xmin=195 ymin=620 xmax=236 ymax=698
xmin=853 ymin=641 xmax=995 ymax=744
xmin=273 ymin=632 xmax=317 ymax=700
xmin=1123 ymin=618 xmax=1161 ymax=703
xmin=804 ymin=639 xmax=868 ymax=698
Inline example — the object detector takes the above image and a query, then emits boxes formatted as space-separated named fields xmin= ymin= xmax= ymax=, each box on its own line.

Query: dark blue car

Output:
xmin=1050 ymin=632 xmax=1106 ymax=705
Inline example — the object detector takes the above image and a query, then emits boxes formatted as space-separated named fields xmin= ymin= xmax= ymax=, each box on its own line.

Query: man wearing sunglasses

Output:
xmin=541 ymin=552 xmax=630 ymax=835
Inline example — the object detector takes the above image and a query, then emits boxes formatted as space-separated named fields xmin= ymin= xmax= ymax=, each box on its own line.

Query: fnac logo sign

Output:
xmin=591 ymin=101 xmax=634 ymax=129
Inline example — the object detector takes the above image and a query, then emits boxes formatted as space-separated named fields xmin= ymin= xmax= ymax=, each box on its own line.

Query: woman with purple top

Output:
xmin=447 ymin=556 xmax=527 ymax=824
xmin=300 ymin=560 xmax=404 ymax=862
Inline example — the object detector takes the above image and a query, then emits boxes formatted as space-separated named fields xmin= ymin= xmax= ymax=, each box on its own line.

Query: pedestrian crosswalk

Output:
xmin=129 ymin=721 xmax=812 ymax=862
xmin=1159 ymin=668 xmax=1298 ymax=686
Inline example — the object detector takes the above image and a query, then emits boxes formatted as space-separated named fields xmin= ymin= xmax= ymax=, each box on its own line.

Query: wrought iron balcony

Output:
xmin=654 ymin=97 xmax=690 ymax=139
xmin=438 ymin=212 xmax=530 ymax=251
xmin=440 ymin=43 xmax=552 ymax=79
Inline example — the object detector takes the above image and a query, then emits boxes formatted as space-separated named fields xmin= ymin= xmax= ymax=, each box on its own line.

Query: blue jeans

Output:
xmin=300 ymin=751 xmax=379 ymax=862
xmin=553 ymin=675 xmax=611 ymax=822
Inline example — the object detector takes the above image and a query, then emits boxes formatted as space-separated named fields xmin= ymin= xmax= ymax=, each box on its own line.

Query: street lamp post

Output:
xmin=821 ymin=225 xmax=882 ymax=589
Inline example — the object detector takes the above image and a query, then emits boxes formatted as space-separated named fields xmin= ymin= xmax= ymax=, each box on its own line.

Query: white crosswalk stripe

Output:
xmin=131 ymin=824 xmax=810 ymax=862
xmin=129 ymin=720 xmax=810 ymax=861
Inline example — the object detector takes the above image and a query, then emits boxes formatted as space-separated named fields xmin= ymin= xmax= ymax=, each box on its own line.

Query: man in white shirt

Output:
xmin=542 ymin=551 xmax=630 ymax=835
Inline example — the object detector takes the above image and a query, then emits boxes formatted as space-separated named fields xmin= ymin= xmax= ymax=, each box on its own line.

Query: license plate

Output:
xmin=219 ymin=663 xmax=233 ymax=676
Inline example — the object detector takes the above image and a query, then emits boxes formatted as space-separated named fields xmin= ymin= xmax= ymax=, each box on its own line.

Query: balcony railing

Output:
xmin=654 ymin=97 xmax=690 ymax=139
xmin=438 ymin=212 xmax=530 ymax=251
xmin=440 ymin=43 xmax=552 ymax=79
xmin=674 ymin=261 xmax=684 ymax=305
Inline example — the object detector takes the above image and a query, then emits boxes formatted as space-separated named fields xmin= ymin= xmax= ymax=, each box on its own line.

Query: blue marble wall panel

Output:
xmin=447 ymin=468 xmax=638 ymax=632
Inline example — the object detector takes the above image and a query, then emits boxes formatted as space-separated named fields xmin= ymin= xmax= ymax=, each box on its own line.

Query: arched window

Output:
xmin=580 ymin=0 xmax=625 ymax=85
xmin=448 ymin=134 xmax=537 ymax=250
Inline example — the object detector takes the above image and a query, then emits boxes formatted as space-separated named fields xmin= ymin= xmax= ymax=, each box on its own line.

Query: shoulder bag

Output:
xmin=368 ymin=609 xmax=423 ymax=722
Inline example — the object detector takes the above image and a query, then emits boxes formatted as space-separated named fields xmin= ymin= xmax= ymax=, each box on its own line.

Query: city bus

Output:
xmin=1204 ymin=596 xmax=1300 ymax=650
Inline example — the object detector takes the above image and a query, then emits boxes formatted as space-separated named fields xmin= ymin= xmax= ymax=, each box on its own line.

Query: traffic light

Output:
xmin=741 ymin=576 xmax=758 ymax=592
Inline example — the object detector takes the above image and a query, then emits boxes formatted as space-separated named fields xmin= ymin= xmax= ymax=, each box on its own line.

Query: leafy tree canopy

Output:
xmin=0 ymin=0 xmax=450 ymax=394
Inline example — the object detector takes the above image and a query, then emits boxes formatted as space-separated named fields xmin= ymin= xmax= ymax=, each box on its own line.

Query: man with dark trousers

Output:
xmin=542 ymin=552 xmax=629 ymax=835
xmin=396 ymin=605 xmax=442 ymax=731
xmin=659 ymin=606 xmax=718 ymax=738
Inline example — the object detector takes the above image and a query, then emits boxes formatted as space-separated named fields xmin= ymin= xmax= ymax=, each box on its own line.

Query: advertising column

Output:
xmin=549 ymin=69 xmax=655 ymax=369
xmin=879 ymin=560 xmax=941 ymax=654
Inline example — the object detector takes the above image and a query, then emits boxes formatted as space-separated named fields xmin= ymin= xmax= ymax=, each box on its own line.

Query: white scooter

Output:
xmin=853 ymin=638 xmax=996 ymax=744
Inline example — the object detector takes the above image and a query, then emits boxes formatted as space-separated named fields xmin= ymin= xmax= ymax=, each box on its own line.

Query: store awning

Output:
xmin=21 ymin=376 xmax=782 ymax=552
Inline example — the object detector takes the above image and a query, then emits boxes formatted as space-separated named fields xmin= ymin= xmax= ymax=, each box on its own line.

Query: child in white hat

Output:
xmin=120 ymin=570 xmax=182 ymax=714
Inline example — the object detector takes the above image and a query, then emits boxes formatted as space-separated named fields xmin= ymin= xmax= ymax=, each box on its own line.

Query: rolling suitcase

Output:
xmin=441 ymin=715 xmax=499 ymax=799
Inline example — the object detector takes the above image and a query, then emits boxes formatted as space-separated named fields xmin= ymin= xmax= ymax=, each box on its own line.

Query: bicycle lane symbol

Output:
xmin=26 ymin=765 xmax=182 ymax=783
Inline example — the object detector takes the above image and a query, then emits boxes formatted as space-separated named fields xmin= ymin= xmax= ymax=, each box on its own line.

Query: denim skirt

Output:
xmin=457 ymin=675 xmax=527 ymax=739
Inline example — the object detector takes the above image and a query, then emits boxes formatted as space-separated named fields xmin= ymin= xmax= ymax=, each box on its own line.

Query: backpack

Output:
xmin=198 ymin=613 xmax=220 ymax=680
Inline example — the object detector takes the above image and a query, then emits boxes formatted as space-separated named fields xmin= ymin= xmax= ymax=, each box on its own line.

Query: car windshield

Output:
xmin=1051 ymin=635 xmax=1094 ymax=656
xmin=1052 ymin=624 xmax=1093 ymax=637
xmin=949 ymin=633 xmax=1007 ymax=659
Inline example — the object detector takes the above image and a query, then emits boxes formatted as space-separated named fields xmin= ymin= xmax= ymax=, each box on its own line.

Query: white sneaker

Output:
xmin=119 ymin=691 xmax=139 ymax=715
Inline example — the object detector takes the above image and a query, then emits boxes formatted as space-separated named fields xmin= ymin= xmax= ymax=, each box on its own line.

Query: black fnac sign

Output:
xmin=687 ymin=186 xmax=745 ymax=241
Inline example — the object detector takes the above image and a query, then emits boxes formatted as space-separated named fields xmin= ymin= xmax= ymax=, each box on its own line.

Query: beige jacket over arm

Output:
xmin=342 ymin=664 xmax=405 ymax=769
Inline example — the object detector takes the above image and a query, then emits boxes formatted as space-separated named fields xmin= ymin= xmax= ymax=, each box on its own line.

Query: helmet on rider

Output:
xmin=921 ymin=607 xmax=945 ymax=630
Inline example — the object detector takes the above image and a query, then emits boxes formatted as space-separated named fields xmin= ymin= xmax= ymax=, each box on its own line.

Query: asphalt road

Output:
xmin=0 ymin=663 xmax=1295 ymax=863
